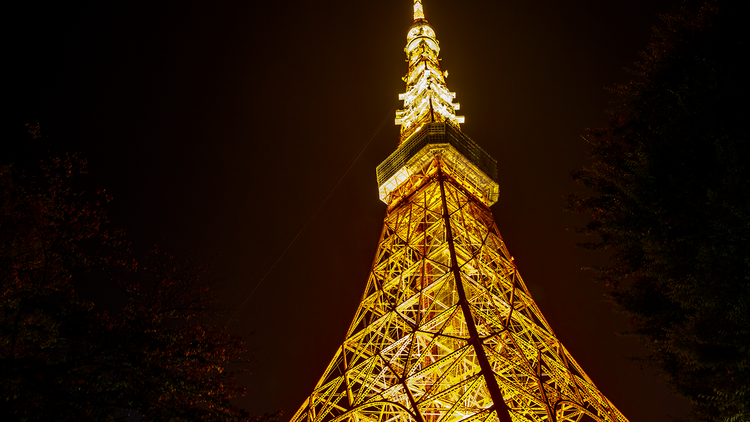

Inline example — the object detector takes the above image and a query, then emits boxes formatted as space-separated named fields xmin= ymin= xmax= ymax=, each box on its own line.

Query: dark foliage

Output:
xmin=0 ymin=130 xmax=278 ymax=421
xmin=568 ymin=1 xmax=749 ymax=420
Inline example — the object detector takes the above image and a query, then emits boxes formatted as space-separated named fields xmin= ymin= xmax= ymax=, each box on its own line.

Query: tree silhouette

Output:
xmin=569 ymin=1 xmax=749 ymax=420
xmin=1 ymin=135 xmax=277 ymax=421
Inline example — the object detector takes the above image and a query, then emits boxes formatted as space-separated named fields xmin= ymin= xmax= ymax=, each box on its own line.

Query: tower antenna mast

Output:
xmin=290 ymin=2 xmax=630 ymax=421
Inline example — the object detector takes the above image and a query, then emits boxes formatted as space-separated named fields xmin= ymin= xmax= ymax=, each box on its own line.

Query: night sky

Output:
xmin=10 ymin=0 xmax=695 ymax=420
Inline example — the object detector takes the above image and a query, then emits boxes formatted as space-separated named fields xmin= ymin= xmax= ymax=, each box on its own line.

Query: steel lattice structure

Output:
xmin=290 ymin=2 xmax=629 ymax=422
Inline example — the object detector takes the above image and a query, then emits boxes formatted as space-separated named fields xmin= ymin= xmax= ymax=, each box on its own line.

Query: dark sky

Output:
xmin=9 ymin=0 xmax=695 ymax=420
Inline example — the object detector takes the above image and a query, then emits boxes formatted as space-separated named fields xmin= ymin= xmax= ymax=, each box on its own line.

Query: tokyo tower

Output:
xmin=290 ymin=2 xmax=629 ymax=422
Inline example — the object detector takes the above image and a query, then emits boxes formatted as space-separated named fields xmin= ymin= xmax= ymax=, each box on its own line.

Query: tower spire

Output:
xmin=396 ymin=0 xmax=463 ymax=144
xmin=413 ymin=0 xmax=425 ymax=20
xmin=290 ymin=3 xmax=631 ymax=422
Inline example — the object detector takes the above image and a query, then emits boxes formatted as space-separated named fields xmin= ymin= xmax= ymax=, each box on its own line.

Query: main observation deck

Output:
xmin=376 ymin=123 xmax=499 ymax=206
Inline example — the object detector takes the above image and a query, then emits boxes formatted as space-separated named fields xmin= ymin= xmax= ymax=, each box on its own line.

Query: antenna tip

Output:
xmin=413 ymin=0 xmax=425 ymax=20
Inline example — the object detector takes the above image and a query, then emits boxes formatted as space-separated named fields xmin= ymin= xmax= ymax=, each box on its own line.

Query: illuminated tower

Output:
xmin=291 ymin=2 xmax=629 ymax=422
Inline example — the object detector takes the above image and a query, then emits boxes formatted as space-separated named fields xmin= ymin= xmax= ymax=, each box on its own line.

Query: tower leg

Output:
xmin=438 ymin=170 xmax=512 ymax=422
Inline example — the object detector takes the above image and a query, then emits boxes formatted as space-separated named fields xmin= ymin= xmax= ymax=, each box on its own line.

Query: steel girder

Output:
xmin=291 ymin=162 xmax=629 ymax=422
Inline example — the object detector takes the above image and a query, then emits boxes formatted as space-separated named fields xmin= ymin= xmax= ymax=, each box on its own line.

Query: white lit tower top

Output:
xmin=396 ymin=0 xmax=464 ymax=144
xmin=379 ymin=0 xmax=497 ymax=207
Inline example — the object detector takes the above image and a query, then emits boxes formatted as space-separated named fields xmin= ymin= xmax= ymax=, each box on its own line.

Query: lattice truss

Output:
xmin=291 ymin=161 xmax=629 ymax=422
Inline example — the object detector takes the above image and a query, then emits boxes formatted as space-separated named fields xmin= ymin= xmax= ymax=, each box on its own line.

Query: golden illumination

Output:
xmin=413 ymin=0 xmax=425 ymax=20
xmin=292 ymin=167 xmax=628 ymax=422
xmin=292 ymin=2 xmax=630 ymax=422
xmin=377 ymin=124 xmax=499 ymax=206
xmin=397 ymin=1 xmax=463 ymax=144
